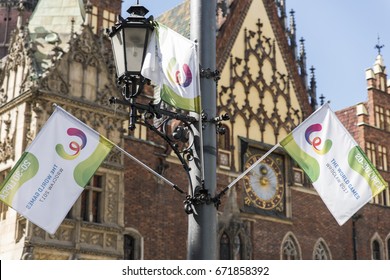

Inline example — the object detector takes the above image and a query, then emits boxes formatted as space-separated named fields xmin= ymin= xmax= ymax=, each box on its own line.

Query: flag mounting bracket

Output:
xmin=200 ymin=68 xmax=220 ymax=82
xmin=201 ymin=111 xmax=230 ymax=135
xmin=183 ymin=180 xmax=218 ymax=214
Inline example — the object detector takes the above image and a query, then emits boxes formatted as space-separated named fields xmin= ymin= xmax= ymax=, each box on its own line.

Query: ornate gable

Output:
xmin=216 ymin=0 xmax=313 ymax=173
xmin=33 ymin=25 xmax=117 ymax=107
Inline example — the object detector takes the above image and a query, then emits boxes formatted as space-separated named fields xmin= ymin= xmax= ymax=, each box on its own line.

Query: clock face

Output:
xmin=243 ymin=155 xmax=284 ymax=210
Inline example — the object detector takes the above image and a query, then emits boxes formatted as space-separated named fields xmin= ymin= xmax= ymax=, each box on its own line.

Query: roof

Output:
xmin=156 ymin=0 xmax=190 ymax=39
xmin=156 ymin=0 xmax=246 ymax=71
xmin=28 ymin=0 xmax=85 ymax=36
xmin=27 ymin=0 xmax=86 ymax=75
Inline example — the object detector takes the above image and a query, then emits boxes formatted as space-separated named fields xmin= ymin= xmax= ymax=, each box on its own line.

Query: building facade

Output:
xmin=124 ymin=0 xmax=390 ymax=260
xmin=0 ymin=0 xmax=126 ymax=260
xmin=336 ymin=53 xmax=390 ymax=260
xmin=0 ymin=0 xmax=390 ymax=260
xmin=0 ymin=0 xmax=38 ymax=59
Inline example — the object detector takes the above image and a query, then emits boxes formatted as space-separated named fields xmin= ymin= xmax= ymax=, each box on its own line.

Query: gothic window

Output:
xmin=375 ymin=106 xmax=385 ymax=129
xmin=373 ymin=185 xmax=389 ymax=206
xmin=387 ymin=237 xmax=390 ymax=260
xmin=124 ymin=234 xmax=135 ymax=260
xmin=367 ymin=142 xmax=389 ymax=206
xmin=281 ymin=234 xmax=301 ymax=260
xmin=218 ymin=124 xmax=230 ymax=150
xmin=219 ymin=226 xmax=250 ymax=260
xmin=377 ymin=145 xmax=388 ymax=171
xmin=220 ymin=232 xmax=231 ymax=260
xmin=217 ymin=125 xmax=231 ymax=168
xmin=372 ymin=239 xmax=382 ymax=260
xmin=386 ymin=109 xmax=390 ymax=132
xmin=81 ymin=175 xmax=103 ymax=223
xmin=313 ymin=239 xmax=331 ymax=260
xmin=365 ymin=142 xmax=376 ymax=165
xmin=123 ymin=229 xmax=143 ymax=260
xmin=386 ymin=189 xmax=390 ymax=206
xmin=233 ymin=234 xmax=243 ymax=260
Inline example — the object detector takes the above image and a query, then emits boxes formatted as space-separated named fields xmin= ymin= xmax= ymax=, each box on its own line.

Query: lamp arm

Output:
xmin=142 ymin=119 xmax=194 ymax=196
xmin=109 ymin=96 xmax=196 ymax=196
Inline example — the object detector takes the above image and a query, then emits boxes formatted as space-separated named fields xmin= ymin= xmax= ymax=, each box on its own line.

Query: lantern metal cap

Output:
xmin=127 ymin=5 xmax=149 ymax=17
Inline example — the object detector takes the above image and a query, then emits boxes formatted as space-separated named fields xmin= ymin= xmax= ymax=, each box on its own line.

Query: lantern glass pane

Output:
xmin=111 ymin=30 xmax=126 ymax=77
xmin=124 ymin=27 xmax=148 ymax=73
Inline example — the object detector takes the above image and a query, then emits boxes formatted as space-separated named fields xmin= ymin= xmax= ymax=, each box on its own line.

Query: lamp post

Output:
xmin=107 ymin=1 xmax=221 ymax=260
xmin=188 ymin=0 xmax=218 ymax=260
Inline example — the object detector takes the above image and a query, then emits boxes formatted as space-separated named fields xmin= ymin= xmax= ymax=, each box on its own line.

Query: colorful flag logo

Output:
xmin=0 ymin=105 xmax=114 ymax=234
xmin=141 ymin=22 xmax=201 ymax=112
xmin=280 ymin=103 xmax=387 ymax=225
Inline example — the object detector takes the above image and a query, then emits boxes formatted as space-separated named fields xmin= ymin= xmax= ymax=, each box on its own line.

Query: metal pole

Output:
xmin=187 ymin=0 xmax=217 ymax=259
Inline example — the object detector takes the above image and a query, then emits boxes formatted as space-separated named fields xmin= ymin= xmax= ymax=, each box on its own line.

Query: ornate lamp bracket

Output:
xmin=200 ymin=67 xmax=220 ymax=82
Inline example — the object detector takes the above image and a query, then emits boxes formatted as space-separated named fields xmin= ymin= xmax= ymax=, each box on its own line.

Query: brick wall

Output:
xmin=123 ymin=136 xmax=189 ymax=259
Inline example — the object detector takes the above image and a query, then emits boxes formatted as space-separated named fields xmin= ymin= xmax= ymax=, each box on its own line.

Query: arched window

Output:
xmin=217 ymin=124 xmax=231 ymax=169
xmin=372 ymin=240 xmax=382 ymax=260
xmin=313 ymin=239 xmax=331 ymax=260
xmin=387 ymin=237 xmax=390 ymax=260
xmin=123 ymin=229 xmax=143 ymax=260
xmin=218 ymin=124 xmax=230 ymax=150
xmin=233 ymin=234 xmax=243 ymax=260
xmin=124 ymin=234 xmax=135 ymax=260
xmin=220 ymin=232 xmax=230 ymax=260
xmin=281 ymin=234 xmax=301 ymax=260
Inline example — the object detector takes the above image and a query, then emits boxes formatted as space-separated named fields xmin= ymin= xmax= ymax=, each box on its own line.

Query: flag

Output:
xmin=141 ymin=22 xmax=201 ymax=112
xmin=0 ymin=105 xmax=114 ymax=234
xmin=280 ymin=103 xmax=387 ymax=225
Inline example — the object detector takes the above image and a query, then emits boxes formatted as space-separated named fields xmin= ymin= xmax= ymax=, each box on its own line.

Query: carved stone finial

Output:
xmin=309 ymin=66 xmax=317 ymax=107
xmin=299 ymin=37 xmax=306 ymax=58
xmin=289 ymin=9 xmax=296 ymax=34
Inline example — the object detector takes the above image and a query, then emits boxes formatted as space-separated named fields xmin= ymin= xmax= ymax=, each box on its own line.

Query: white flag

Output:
xmin=141 ymin=22 xmax=201 ymax=112
xmin=0 ymin=106 xmax=114 ymax=234
xmin=280 ymin=103 xmax=387 ymax=225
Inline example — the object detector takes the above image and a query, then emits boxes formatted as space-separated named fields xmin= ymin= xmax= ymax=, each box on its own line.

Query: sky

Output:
xmin=122 ymin=0 xmax=390 ymax=111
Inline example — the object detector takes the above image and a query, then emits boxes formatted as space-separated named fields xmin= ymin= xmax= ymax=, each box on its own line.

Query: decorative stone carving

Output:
xmin=105 ymin=234 xmax=117 ymax=250
xmin=49 ymin=226 xmax=74 ymax=242
xmin=80 ymin=230 xmax=104 ymax=247
xmin=40 ymin=69 xmax=69 ymax=95
xmin=70 ymin=28 xmax=101 ymax=68
xmin=6 ymin=31 xmax=26 ymax=71
xmin=218 ymin=18 xmax=301 ymax=142
xmin=0 ymin=136 xmax=15 ymax=162
xmin=0 ymin=88 xmax=7 ymax=105
xmin=105 ymin=149 xmax=122 ymax=166
xmin=0 ymin=114 xmax=15 ymax=163
xmin=96 ymin=84 xmax=118 ymax=107
xmin=106 ymin=174 xmax=119 ymax=223
xmin=34 ymin=252 xmax=69 ymax=260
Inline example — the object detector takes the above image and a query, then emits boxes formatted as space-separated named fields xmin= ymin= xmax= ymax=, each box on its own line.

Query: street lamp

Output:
xmin=108 ymin=4 xmax=152 ymax=84
xmin=106 ymin=2 xmax=200 ymax=199
xmin=107 ymin=3 xmax=154 ymax=130
xmin=107 ymin=1 xmax=222 ymax=259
